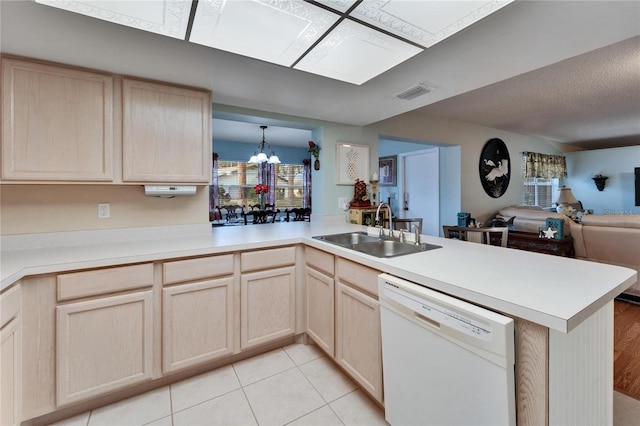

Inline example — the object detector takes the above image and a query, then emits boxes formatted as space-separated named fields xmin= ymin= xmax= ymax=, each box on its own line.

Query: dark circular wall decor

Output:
xmin=479 ymin=138 xmax=510 ymax=198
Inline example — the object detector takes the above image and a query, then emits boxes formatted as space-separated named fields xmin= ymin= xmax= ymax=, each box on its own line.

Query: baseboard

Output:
xmin=616 ymin=293 xmax=640 ymax=305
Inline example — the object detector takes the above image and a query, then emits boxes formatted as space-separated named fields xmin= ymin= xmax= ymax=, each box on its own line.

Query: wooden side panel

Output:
xmin=21 ymin=275 xmax=57 ymax=419
xmin=514 ymin=318 xmax=549 ymax=426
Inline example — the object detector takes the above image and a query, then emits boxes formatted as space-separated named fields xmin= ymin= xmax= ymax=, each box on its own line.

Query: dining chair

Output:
xmin=249 ymin=203 xmax=276 ymax=211
xmin=219 ymin=205 xmax=245 ymax=223
xmin=243 ymin=208 xmax=280 ymax=224
xmin=392 ymin=217 xmax=423 ymax=232
xmin=285 ymin=208 xmax=311 ymax=222
xmin=443 ymin=226 xmax=509 ymax=247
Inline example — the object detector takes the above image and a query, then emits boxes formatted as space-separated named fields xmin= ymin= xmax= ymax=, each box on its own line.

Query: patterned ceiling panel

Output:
xmin=35 ymin=0 xmax=192 ymax=39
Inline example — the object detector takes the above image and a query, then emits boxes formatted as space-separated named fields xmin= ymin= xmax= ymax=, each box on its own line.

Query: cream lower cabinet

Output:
xmin=56 ymin=263 xmax=154 ymax=406
xmin=305 ymin=247 xmax=335 ymax=356
xmin=162 ymin=255 xmax=235 ymax=373
xmin=1 ymin=285 xmax=21 ymax=426
xmin=335 ymin=258 xmax=383 ymax=404
xmin=240 ymin=247 xmax=296 ymax=350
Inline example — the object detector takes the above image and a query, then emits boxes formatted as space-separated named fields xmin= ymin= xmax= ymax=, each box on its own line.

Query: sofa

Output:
xmin=497 ymin=205 xmax=640 ymax=297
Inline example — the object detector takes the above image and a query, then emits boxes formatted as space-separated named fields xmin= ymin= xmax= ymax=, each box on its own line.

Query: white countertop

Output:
xmin=1 ymin=222 xmax=636 ymax=333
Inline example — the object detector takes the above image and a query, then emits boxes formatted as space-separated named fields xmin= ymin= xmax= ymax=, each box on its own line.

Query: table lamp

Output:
xmin=555 ymin=186 xmax=578 ymax=215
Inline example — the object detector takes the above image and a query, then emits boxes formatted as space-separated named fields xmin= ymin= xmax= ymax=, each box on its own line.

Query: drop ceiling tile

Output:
xmin=294 ymin=19 xmax=423 ymax=85
xmin=35 ymin=0 xmax=192 ymax=39
xmin=190 ymin=0 xmax=340 ymax=67
xmin=352 ymin=0 xmax=515 ymax=48
xmin=315 ymin=0 xmax=358 ymax=14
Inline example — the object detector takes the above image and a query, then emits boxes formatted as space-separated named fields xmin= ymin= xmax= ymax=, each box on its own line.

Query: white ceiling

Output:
xmin=3 ymin=1 xmax=639 ymax=150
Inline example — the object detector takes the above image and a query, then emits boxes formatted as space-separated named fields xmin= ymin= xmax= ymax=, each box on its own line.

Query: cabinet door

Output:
xmin=1 ymin=58 xmax=113 ymax=182
xmin=56 ymin=291 xmax=153 ymax=405
xmin=336 ymin=282 xmax=383 ymax=403
xmin=241 ymin=266 xmax=295 ymax=350
xmin=305 ymin=266 xmax=334 ymax=356
xmin=1 ymin=317 xmax=21 ymax=426
xmin=163 ymin=277 xmax=234 ymax=373
xmin=122 ymin=78 xmax=211 ymax=183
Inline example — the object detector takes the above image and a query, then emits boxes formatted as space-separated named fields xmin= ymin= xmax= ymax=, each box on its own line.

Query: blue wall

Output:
xmin=565 ymin=145 xmax=640 ymax=215
xmin=213 ymin=139 xmax=310 ymax=164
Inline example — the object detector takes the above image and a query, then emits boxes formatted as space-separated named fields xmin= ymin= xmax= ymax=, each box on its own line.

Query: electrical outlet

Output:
xmin=98 ymin=203 xmax=110 ymax=219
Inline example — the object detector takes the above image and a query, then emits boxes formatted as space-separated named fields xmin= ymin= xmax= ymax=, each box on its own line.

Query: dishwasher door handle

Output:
xmin=414 ymin=311 xmax=440 ymax=329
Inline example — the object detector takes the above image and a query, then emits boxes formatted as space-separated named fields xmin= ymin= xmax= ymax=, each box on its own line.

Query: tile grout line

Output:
xmin=232 ymin=361 xmax=260 ymax=425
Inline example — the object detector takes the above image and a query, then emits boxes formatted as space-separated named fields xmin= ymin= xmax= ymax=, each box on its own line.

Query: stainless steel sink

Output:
xmin=313 ymin=232 xmax=381 ymax=246
xmin=351 ymin=240 xmax=441 ymax=258
xmin=313 ymin=232 xmax=441 ymax=258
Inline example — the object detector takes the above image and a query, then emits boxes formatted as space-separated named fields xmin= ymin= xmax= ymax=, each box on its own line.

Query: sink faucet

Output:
xmin=412 ymin=224 xmax=421 ymax=245
xmin=375 ymin=203 xmax=392 ymax=235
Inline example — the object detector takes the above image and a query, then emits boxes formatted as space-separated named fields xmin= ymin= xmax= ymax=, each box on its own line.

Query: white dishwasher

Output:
xmin=378 ymin=273 xmax=516 ymax=426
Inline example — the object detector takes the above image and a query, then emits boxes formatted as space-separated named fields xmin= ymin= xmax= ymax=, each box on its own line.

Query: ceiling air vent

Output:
xmin=395 ymin=84 xmax=432 ymax=100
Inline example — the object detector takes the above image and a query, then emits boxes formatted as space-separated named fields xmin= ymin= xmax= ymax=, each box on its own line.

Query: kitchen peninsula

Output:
xmin=1 ymin=222 xmax=636 ymax=425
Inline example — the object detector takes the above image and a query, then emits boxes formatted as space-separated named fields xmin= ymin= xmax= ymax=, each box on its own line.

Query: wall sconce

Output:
xmin=592 ymin=174 xmax=608 ymax=191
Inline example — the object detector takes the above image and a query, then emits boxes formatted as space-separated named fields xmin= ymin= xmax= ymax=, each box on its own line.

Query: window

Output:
xmin=523 ymin=178 xmax=559 ymax=209
xmin=216 ymin=160 xmax=305 ymax=208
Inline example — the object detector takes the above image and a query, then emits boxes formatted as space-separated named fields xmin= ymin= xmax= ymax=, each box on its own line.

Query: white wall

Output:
xmin=565 ymin=146 xmax=640 ymax=215
xmin=372 ymin=110 xmax=564 ymax=224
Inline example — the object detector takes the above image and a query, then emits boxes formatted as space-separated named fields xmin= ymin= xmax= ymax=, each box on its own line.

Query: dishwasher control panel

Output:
xmin=383 ymin=282 xmax=493 ymax=341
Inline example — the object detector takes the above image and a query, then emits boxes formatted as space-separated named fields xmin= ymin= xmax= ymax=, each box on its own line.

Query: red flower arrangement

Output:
xmin=308 ymin=141 xmax=321 ymax=159
xmin=254 ymin=183 xmax=269 ymax=194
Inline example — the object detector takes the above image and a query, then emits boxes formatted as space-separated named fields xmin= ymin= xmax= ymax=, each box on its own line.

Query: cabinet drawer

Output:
xmin=241 ymin=246 xmax=296 ymax=272
xmin=305 ymin=247 xmax=334 ymax=276
xmin=336 ymin=257 xmax=381 ymax=297
xmin=163 ymin=254 xmax=234 ymax=284
xmin=57 ymin=263 xmax=153 ymax=301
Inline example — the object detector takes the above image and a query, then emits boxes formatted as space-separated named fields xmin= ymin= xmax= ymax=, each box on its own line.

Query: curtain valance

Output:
xmin=523 ymin=152 xmax=567 ymax=179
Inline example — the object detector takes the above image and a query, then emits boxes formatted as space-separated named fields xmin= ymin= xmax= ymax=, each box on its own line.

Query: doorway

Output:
xmin=399 ymin=148 xmax=440 ymax=236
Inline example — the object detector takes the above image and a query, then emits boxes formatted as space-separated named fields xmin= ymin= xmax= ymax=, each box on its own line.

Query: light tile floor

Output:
xmin=50 ymin=342 xmax=640 ymax=426
xmin=51 ymin=344 xmax=388 ymax=426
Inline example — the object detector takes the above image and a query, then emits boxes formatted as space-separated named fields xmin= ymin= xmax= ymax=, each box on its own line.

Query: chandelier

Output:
xmin=249 ymin=125 xmax=280 ymax=164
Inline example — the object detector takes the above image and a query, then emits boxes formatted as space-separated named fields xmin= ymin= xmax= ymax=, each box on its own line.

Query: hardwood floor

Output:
xmin=614 ymin=299 xmax=640 ymax=400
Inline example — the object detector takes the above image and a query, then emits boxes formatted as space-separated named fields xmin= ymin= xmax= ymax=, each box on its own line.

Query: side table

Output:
xmin=445 ymin=227 xmax=574 ymax=257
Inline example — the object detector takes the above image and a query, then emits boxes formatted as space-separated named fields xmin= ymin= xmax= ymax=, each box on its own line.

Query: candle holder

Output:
xmin=592 ymin=175 xmax=608 ymax=191
xmin=371 ymin=180 xmax=378 ymax=205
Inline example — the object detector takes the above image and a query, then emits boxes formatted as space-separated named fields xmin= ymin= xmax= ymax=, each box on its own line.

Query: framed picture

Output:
xmin=336 ymin=143 xmax=370 ymax=185
xmin=378 ymin=155 xmax=397 ymax=186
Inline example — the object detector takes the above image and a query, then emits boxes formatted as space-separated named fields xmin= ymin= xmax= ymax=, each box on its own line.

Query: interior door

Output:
xmin=401 ymin=149 xmax=440 ymax=236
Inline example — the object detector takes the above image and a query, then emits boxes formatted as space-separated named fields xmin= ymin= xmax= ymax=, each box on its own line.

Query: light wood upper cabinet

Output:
xmin=1 ymin=57 xmax=114 ymax=182
xmin=122 ymin=78 xmax=211 ymax=183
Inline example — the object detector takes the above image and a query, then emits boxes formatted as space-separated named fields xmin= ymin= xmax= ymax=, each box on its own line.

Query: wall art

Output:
xmin=378 ymin=155 xmax=397 ymax=187
xmin=337 ymin=143 xmax=370 ymax=185
xmin=479 ymin=138 xmax=510 ymax=198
